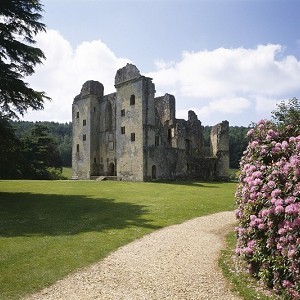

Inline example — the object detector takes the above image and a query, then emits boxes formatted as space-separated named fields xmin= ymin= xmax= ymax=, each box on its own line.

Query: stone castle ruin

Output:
xmin=72 ymin=63 xmax=229 ymax=181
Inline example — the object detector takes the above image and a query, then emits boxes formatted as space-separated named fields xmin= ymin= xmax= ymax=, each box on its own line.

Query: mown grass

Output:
xmin=62 ymin=166 xmax=72 ymax=179
xmin=0 ymin=179 xmax=236 ymax=299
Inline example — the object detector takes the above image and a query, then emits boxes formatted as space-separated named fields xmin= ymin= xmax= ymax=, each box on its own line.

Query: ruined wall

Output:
xmin=210 ymin=120 xmax=229 ymax=179
xmin=154 ymin=94 xmax=176 ymax=126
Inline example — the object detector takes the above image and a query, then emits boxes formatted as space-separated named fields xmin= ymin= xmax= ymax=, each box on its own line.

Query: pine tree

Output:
xmin=0 ymin=0 xmax=50 ymax=119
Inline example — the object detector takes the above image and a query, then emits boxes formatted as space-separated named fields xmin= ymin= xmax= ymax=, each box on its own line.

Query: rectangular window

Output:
xmin=83 ymin=134 xmax=86 ymax=141
xmin=131 ymin=133 xmax=135 ymax=142
xmin=83 ymin=119 xmax=86 ymax=126
xmin=94 ymin=158 xmax=96 ymax=163
xmin=168 ymin=128 xmax=172 ymax=144
xmin=76 ymin=144 xmax=79 ymax=152
xmin=185 ymin=139 xmax=191 ymax=155
xmin=121 ymin=109 xmax=125 ymax=117
xmin=94 ymin=107 xmax=96 ymax=112
xmin=130 ymin=95 xmax=135 ymax=105
xmin=121 ymin=126 xmax=125 ymax=134
xmin=155 ymin=136 xmax=160 ymax=146
xmin=76 ymin=112 xmax=79 ymax=119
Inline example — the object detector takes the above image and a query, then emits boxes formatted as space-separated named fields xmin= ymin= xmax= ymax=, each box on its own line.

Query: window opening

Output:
xmin=83 ymin=134 xmax=86 ymax=141
xmin=105 ymin=101 xmax=113 ymax=132
xmin=168 ymin=128 xmax=172 ymax=144
xmin=121 ymin=126 xmax=125 ymax=134
xmin=121 ymin=109 xmax=125 ymax=117
xmin=152 ymin=165 xmax=157 ymax=179
xmin=130 ymin=94 xmax=135 ymax=105
xmin=108 ymin=163 xmax=115 ymax=176
xmin=76 ymin=112 xmax=79 ymax=119
xmin=155 ymin=136 xmax=160 ymax=146
xmin=83 ymin=119 xmax=86 ymax=126
xmin=185 ymin=139 xmax=191 ymax=155
xmin=76 ymin=144 xmax=79 ymax=152
xmin=131 ymin=133 xmax=135 ymax=142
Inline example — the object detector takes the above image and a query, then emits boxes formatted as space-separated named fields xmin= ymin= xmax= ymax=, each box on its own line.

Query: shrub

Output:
xmin=235 ymin=119 xmax=300 ymax=299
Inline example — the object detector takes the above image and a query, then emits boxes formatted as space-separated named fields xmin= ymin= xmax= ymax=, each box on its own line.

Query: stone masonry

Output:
xmin=72 ymin=63 xmax=229 ymax=181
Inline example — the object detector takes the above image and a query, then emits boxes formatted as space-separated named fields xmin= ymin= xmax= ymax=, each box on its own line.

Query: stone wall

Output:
xmin=210 ymin=120 xmax=229 ymax=179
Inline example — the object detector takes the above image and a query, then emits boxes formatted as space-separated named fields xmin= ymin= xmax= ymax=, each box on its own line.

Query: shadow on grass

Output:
xmin=150 ymin=180 xmax=221 ymax=188
xmin=0 ymin=192 xmax=160 ymax=237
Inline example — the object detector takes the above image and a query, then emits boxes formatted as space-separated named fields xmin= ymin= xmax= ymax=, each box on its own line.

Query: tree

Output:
xmin=0 ymin=116 xmax=23 ymax=178
xmin=0 ymin=0 xmax=50 ymax=119
xmin=21 ymin=125 xmax=62 ymax=179
xmin=271 ymin=97 xmax=300 ymax=134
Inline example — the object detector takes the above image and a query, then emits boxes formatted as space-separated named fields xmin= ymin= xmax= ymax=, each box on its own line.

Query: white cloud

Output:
xmin=25 ymin=29 xmax=130 ymax=122
xmin=24 ymin=32 xmax=300 ymax=125
xmin=147 ymin=44 xmax=300 ymax=124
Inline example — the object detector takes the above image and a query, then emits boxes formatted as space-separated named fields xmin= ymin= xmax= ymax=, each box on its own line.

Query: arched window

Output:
xmin=105 ymin=101 xmax=112 ymax=132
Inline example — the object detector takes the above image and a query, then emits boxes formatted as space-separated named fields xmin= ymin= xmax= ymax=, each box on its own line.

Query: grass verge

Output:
xmin=0 ymin=180 xmax=236 ymax=299
xmin=219 ymin=231 xmax=281 ymax=300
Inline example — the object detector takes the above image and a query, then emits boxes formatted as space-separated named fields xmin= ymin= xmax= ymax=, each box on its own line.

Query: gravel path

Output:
xmin=24 ymin=211 xmax=240 ymax=300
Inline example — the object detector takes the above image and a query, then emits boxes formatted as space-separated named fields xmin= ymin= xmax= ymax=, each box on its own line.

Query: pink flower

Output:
xmin=271 ymin=189 xmax=282 ymax=198
xmin=267 ymin=129 xmax=277 ymax=137
xmin=281 ymin=140 xmax=289 ymax=150
xmin=247 ymin=129 xmax=254 ymax=137
xmin=282 ymin=280 xmax=292 ymax=288
xmin=251 ymin=141 xmax=259 ymax=147
xmin=267 ymin=180 xmax=276 ymax=188
xmin=285 ymin=204 xmax=299 ymax=215
xmin=261 ymin=209 xmax=270 ymax=217
xmin=285 ymin=196 xmax=295 ymax=205
xmin=244 ymin=247 xmax=253 ymax=255
xmin=275 ymin=205 xmax=285 ymax=214
xmin=258 ymin=223 xmax=266 ymax=230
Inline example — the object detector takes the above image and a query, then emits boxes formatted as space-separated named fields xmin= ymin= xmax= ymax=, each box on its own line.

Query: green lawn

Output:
xmin=62 ymin=166 xmax=72 ymax=179
xmin=0 ymin=180 xmax=236 ymax=299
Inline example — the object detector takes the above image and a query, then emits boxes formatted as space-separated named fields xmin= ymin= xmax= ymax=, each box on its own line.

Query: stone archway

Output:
xmin=108 ymin=163 xmax=115 ymax=176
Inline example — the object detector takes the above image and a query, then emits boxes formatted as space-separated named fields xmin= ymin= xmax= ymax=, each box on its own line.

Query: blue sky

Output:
xmin=25 ymin=0 xmax=300 ymax=126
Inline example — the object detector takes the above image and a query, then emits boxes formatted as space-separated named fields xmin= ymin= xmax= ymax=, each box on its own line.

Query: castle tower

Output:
xmin=114 ymin=64 xmax=156 ymax=181
xmin=72 ymin=80 xmax=103 ymax=179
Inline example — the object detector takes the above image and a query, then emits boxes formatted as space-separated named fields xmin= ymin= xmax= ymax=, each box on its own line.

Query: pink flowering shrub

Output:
xmin=235 ymin=119 xmax=300 ymax=299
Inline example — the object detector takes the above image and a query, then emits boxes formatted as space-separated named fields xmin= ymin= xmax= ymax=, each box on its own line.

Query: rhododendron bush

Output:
xmin=235 ymin=116 xmax=300 ymax=299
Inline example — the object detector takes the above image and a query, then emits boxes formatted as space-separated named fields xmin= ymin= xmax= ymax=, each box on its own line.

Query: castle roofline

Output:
xmin=114 ymin=63 xmax=152 ymax=87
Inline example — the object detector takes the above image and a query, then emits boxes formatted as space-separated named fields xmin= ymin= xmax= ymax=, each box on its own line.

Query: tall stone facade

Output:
xmin=72 ymin=63 xmax=229 ymax=181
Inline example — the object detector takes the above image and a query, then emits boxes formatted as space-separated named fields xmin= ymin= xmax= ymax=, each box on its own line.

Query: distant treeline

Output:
xmin=11 ymin=121 xmax=249 ymax=170
xmin=12 ymin=121 xmax=72 ymax=167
